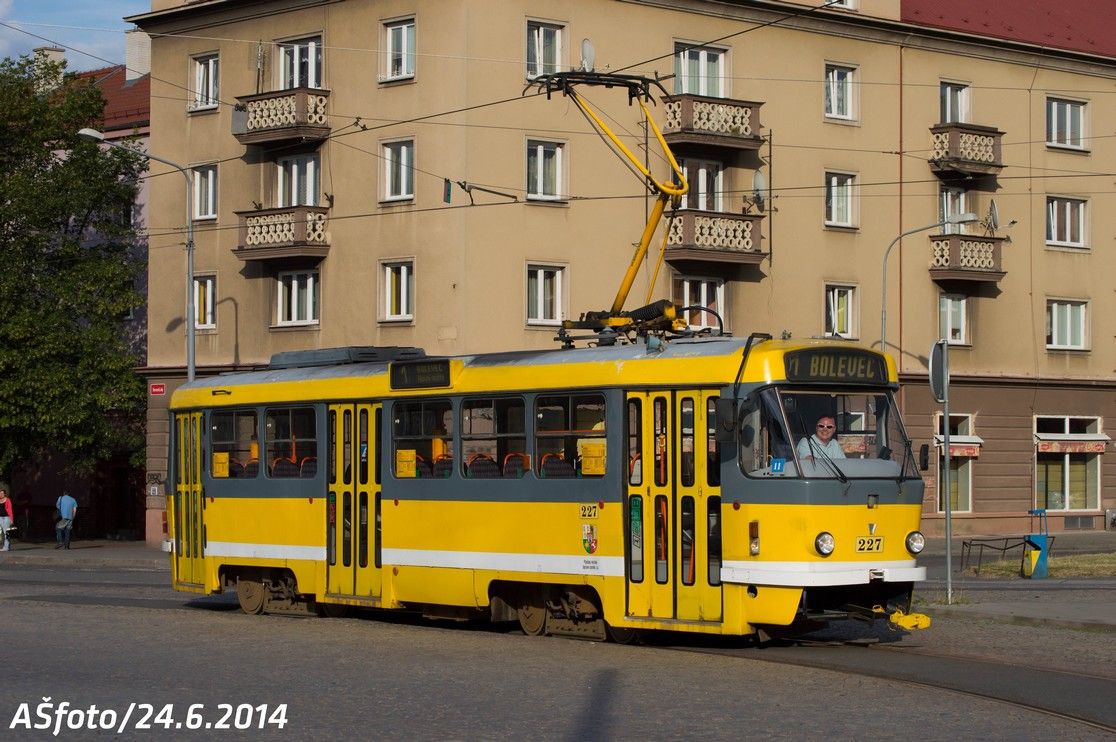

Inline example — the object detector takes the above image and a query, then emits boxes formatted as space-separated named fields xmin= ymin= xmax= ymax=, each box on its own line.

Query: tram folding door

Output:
xmin=326 ymin=403 xmax=382 ymax=599
xmin=625 ymin=391 xmax=722 ymax=624
xmin=172 ymin=411 xmax=205 ymax=591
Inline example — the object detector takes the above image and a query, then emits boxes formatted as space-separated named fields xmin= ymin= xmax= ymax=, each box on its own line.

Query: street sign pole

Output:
xmin=930 ymin=340 xmax=952 ymax=604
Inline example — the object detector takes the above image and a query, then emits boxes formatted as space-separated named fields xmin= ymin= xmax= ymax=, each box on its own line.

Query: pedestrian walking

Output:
xmin=55 ymin=491 xmax=77 ymax=550
xmin=0 ymin=483 xmax=13 ymax=551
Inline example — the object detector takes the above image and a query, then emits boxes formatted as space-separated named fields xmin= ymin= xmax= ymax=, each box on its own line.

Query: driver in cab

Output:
xmin=797 ymin=415 xmax=846 ymax=462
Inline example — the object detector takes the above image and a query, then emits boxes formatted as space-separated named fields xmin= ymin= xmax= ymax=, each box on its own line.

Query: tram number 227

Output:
xmin=855 ymin=536 xmax=884 ymax=553
xmin=579 ymin=504 xmax=599 ymax=519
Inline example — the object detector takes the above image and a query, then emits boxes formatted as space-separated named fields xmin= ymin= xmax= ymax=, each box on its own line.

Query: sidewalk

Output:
xmin=0 ymin=539 xmax=167 ymax=570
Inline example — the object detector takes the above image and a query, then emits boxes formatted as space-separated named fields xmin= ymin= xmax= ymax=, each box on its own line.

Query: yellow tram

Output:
xmin=167 ymin=335 xmax=929 ymax=640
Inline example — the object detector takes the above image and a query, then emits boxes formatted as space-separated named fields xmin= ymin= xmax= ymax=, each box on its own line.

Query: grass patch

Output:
xmin=964 ymin=551 xmax=1116 ymax=579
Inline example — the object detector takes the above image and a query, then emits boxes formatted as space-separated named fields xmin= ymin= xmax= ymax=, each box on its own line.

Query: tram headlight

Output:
xmin=906 ymin=531 xmax=926 ymax=555
xmin=814 ymin=531 xmax=835 ymax=557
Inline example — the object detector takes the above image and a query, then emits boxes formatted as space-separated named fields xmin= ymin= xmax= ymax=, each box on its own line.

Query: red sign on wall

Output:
xmin=1037 ymin=440 xmax=1106 ymax=454
xmin=150 ymin=383 xmax=166 ymax=396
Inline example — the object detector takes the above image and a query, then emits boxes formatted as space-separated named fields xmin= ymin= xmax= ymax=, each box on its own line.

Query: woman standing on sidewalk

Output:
xmin=0 ymin=483 xmax=13 ymax=551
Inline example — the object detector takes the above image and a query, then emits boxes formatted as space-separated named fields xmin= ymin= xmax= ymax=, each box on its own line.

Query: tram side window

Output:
xmin=210 ymin=409 xmax=258 ymax=478
xmin=680 ymin=398 xmax=695 ymax=487
xmin=740 ymin=389 xmax=794 ymax=477
xmin=393 ymin=400 xmax=453 ymax=478
xmin=627 ymin=399 xmax=642 ymax=485
xmin=536 ymin=394 xmax=606 ymax=478
xmin=462 ymin=397 xmax=527 ymax=478
xmin=707 ymin=397 xmax=720 ymax=486
xmin=265 ymin=407 xmax=317 ymax=478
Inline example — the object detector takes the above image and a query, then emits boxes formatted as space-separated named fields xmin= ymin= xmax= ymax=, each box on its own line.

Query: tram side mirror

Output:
xmin=715 ymin=398 xmax=738 ymax=444
xmin=918 ymin=444 xmax=930 ymax=471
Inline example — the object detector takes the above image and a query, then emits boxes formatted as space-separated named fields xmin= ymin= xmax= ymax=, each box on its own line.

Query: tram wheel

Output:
xmin=517 ymin=597 xmax=547 ymax=636
xmin=236 ymin=579 xmax=267 ymax=615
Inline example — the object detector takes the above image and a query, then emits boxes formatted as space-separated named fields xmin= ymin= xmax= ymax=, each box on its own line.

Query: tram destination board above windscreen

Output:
xmin=783 ymin=348 xmax=887 ymax=384
xmin=390 ymin=359 xmax=452 ymax=390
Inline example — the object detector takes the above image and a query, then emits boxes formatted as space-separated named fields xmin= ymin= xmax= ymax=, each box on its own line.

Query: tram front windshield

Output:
xmin=739 ymin=387 xmax=918 ymax=479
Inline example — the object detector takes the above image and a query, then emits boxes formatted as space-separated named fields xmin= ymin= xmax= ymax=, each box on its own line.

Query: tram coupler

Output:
xmin=872 ymin=605 xmax=932 ymax=630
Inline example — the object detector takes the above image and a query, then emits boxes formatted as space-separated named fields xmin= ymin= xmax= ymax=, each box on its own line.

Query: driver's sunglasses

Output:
xmin=816 ymin=424 xmax=835 ymax=429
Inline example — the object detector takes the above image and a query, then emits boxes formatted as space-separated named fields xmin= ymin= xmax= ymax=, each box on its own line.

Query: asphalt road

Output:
xmin=0 ymin=564 xmax=1111 ymax=740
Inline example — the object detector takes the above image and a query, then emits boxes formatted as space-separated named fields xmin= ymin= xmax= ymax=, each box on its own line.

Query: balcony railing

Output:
xmin=664 ymin=210 xmax=765 ymax=266
xmin=928 ymin=123 xmax=1004 ymax=177
xmin=661 ymin=94 xmax=764 ymax=151
xmin=928 ymin=234 xmax=1005 ymax=283
xmin=233 ymin=88 xmax=330 ymax=146
xmin=233 ymin=206 xmax=330 ymax=262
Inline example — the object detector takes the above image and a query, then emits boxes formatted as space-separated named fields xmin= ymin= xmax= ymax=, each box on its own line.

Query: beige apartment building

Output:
xmin=130 ymin=0 xmax=1116 ymax=542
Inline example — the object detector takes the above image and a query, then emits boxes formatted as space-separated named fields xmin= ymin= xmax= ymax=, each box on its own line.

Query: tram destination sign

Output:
xmin=784 ymin=348 xmax=887 ymax=384
xmin=390 ymin=358 xmax=451 ymax=390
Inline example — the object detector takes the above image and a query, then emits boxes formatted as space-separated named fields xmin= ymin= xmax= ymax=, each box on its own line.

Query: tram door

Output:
xmin=625 ymin=392 xmax=674 ymax=619
xmin=674 ymin=391 xmax=722 ymax=622
xmin=172 ymin=411 xmax=205 ymax=590
xmin=326 ymin=403 xmax=382 ymax=598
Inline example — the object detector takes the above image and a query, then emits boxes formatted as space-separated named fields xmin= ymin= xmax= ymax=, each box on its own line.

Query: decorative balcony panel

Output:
xmin=664 ymin=210 xmax=765 ymax=266
xmin=928 ymin=123 xmax=1004 ymax=177
xmin=661 ymin=94 xmax=764 ymax=151
xmin=233 ymin=88 xmax=330 ymax=146
xmin=233 ymin=206 xmax=330 ymax=262
xmin=928 ymin=234 xmax=1005 ymax=283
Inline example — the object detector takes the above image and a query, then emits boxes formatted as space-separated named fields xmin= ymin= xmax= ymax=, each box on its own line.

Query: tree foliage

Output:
xmin=0 ymin=55 xmax=146 ymax=476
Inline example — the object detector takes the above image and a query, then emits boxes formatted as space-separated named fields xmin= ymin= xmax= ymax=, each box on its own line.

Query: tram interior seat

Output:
xmin=413 ymin=455 xmax=433 ymax=479
xmin=299 ymin=456 xmax=317 ymax=478
xmin=227 ymin=458 xmax=244 ymax=478
xmin=432 ymin=455 xmax=454 ymax=479
xmin=244 ymin=459 xmax=260 ymax=478
xmin=466 ymin=454 xmax=501 ymax=479
xmin=502 ymin=453 xmax=529 ymax=479
xmin=272 ymin=458 xmax=299 ymax=477
xmin=541 ymin=453 xmax=575 ymax=479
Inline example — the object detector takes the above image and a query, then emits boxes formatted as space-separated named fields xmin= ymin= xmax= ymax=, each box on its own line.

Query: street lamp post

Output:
xmin=78 ymin=128 xmax=195 ymax=383
xmin=880 ymin=212 xmax=979 ymax=353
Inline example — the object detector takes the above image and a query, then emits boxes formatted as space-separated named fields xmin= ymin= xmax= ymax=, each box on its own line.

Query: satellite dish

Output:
xmin=982 ymin=199 xmax=999 ymax=236
xmin=752 ymin=170 xmax=767 ymax=213
xmin=580 ymin=39 xmax=595 ymax=72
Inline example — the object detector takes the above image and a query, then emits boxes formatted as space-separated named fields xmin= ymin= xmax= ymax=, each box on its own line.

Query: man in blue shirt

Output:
xmin=55 ymin=491 xmax=78 ymax=550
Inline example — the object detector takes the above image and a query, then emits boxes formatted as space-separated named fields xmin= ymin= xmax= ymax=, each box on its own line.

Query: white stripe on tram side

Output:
xmin=721 ymin=559 xmax=925 ymax=587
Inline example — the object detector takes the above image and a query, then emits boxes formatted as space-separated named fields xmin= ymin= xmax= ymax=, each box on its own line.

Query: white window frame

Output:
xmin=383 ymin=18 xmax=415 ymax=81
xmin=674 ymin=43 xmax=725 ymax=97
xmin=824 ymin=284 xmax=856 ymax=339
xmin=672 ymin=275 xmax=725 ymax=331
xmin=279 ymin=35 xmax=322 ymax=89
xmin=526 ymin=21 xmax=562 ymax=79
xmin=939 ymin=293 xmax=968 ymax=346
xmin=277 ymin=154 xmax=320 ymax=207
xmin=276 ymin=270 xmax=320 ymax=326
xmin=1045 ymin=196 xmax=1086 ymax=248
xmin=939 ymin=186 xmax=968 ymax=235
xmin=193 ymin=275 xmax=216 ymax=329
xmin=191 ymin=54 xmax=219 ymax=111
xmin=824 ymin=63 xmax=855 ymax=121
xmin=935 ymin=413 xmax=974 ymax=514
xmin=192 ymin=165 xmax=217 ymax=220
xmin=828 ymin=0 xmax=856 ymax=8
xmin=526 ymin=264 xmax=564 ymax=326
xmin=1046 ymin=299 xmax=1087 ymax=350
xmin=382 ymin=260 xmax=415 ymax=321
xmin=383 ymin=139 xmax=415 ymax=201
xmin=1034 ymin=415 xmax=1102 ymax=512
xmin=824 ymin=171 xmax=855 ymax=227
xmin=526 ymin=139 xmax=564 ymax=201
xmin=940 ymin=81 xmax=969 ymax=124
xmin=679 ymin=159 xmax=723 ymax=211
xmin=1046 ymin=97 xmax=1085 ymax=149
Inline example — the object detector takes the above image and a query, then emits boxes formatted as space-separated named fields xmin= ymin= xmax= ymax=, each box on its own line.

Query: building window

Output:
xmin=526 ymin=21 xmax=562 ymax=79
xmin=1046 ymin=97 xmax=1085 ymax=149
xmin=1045 ymin=196 xmax=1085 ymax=247
xmin=824 ymin=63 xmax=855 ymax=120
xmin=936 ymin=414 xmax=974 ymax=513
xmin=824 ymin=171 xmax=854 ymax=226
xmin=383 ymin=140 xmax=414 ymax=201
xmin=939 ymin=187 xmax=968 ymax=234
xmin=674 ymin=43 xmax=724 ymax=97
xmin=191 ymin=54 xmax=219 ymax=110
xmin=939 ymin=294 xmax=967 ymax=345
xmin=828 ymin=0 xmax=856 ymax=7
xmin=672 ymin=276 xmax=724 ymax=331
xmin=192 ymin=165 xmax=217 ymax=220
xmin=193 ymin=275 xmax=216 ymax=329
xmin=277 ymin=270 xmax=319 ymax=326
xmin=279 ymin=36 xmax=322 ymax=89
xmin=679 ymin=159 xmax=723 ymax=211
xmin=527 ymin=264 xmax=563 ymax=325
xmin=383 ymin=261 xmax=414 ymax=321
xmin=277 ymin=154 xmax=319 ymax=207
xmin=940 ymin=81 xmax=968 ymax=124
xmin=824 ymin=284 xmax=855 ymax=338
xmin=1035 ymin=416 xmax=1102 ymax=511
xmin=1046 ymin=299 xmax=1086 ymax=350
xmin=526 ymin=139 xmax=563 ymax=201
xmin=383 ymin=19 xmax=415 ymax=80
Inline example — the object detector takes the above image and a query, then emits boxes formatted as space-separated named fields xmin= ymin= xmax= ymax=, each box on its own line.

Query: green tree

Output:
xmin=0 ymin=54 xmax=146 ymax=477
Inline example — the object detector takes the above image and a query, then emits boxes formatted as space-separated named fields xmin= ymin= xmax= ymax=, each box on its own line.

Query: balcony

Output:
xmin=928 ymin=234 xmax=1005 ymax=283
xmin=233 ymin=206 xmax=330 ymax=262
xmin=928 ymin=123 xmax=1004 ymax=177
xmin=661 ymin=94 xmax=764 ymax=151
xmin=664 ymin=210 xmax=765 ymax=267
xmin=232 ymin=88 xmax=330 ymax=147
